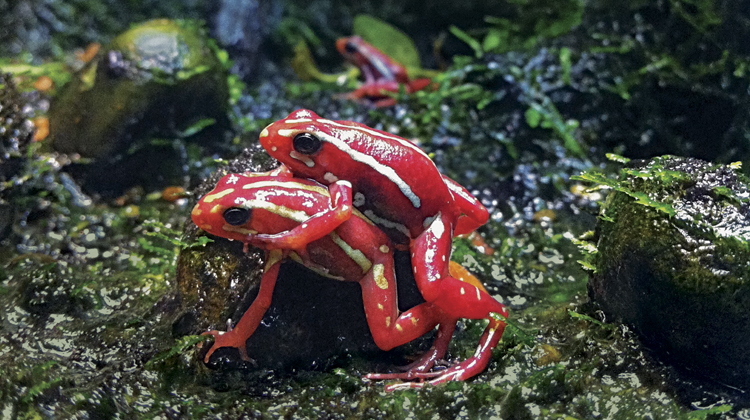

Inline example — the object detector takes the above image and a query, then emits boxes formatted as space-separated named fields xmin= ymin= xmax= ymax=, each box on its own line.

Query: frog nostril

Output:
xmin=223 ymin=208 xmax=251 ymax=226
xmin=293 ymin=133 xmax=322 ymax=155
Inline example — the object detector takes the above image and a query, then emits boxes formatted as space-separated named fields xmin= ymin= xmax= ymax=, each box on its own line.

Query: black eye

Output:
xmin=293 ymin=133 xmax=322 ymax=155
xmin=344 ymin=42 xmax=358 ymax=54
xmin=223 ymin=208 xmax=250 ymax=226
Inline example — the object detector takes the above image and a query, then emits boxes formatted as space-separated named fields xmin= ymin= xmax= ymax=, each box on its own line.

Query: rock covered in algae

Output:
xmin=588 ymin=155 xmax=750 ymax=389
xmin=49 ymin=19 xmax=230 ymax=196
xmin=175 ymin=146 xmax=426 ymax=371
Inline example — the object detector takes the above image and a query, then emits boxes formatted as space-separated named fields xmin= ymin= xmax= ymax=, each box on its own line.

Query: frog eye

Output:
xmin=293 ymin=133 xmax=322 ymax=155
xmin=344 ymin=42 xmax=358 ymax=54
xmin=223 ymin=208 xmax=250 ymax=226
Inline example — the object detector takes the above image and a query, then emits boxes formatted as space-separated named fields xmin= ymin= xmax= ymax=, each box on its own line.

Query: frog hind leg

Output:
xmin=365 ymin=319 xmax=456 ymax=382
xmin=202 ymin=250 xmax=284 ymax=364
xmin=385 ymin=313 xmax=506 ymax=391
xmin=379 ymin=266 xmax=508 ymax=390
xmin=411 ymin=211 xmax=454 ymax=304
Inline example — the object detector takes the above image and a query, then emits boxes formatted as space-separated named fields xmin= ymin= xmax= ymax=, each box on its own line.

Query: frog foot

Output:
xmin=364 ymin=355 xmax=447 ymax=381
xmin=202 ymin=329 xmax=251 ymax=364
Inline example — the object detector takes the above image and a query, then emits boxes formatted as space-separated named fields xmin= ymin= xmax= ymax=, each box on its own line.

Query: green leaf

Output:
xmin=525 ymin=107 xmax=542 ymax=128
xmin=449 ymin=26 xmax=483 ymax=58
xmin=290 ymin=41 xmax=346 ymax=83
xmin=179 ymin=118 xmax=216 ymax=138
xmin=560 ymin=47 xmax=572 ymax=85
xmin=606 ymin=153 xmax=630 ymax=164
xmin=686 ymin=404 xmax=732 ymax=419
xmin=146 ymin=335 xmax=208 ymax=369
xmin=568 ymin=310 xmax=616 ymax=329
xmin=353 ymin=14 xmax=422 ymax=68
xmin=483 ymin=29 xmax=503 ymax=52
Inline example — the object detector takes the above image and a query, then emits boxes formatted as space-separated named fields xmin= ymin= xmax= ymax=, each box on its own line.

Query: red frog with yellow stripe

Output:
xmin=192 ymin=171 xmax=507 ymax=390
xmin=336 ymin=36 xmax=432 ymax=107
xmin=260 ymin=110 xmax=489 ymax=308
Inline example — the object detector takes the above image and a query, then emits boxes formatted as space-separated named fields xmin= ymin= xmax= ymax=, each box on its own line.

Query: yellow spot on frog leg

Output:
xmin=203 ymin=188 xmax=235 ymax=203
xmin=411 ymin=317 xmax=418 ymax=326
xmin=373 ymin=264 xmax=389 ymax=290
xmin=379 ymin=245 xmax=389 ymax=253
xmin=396 ymin=324 xmax=403 ymax=333
xmin=460 ymin=287 xmax=465 ymax=295
xmin=385 ymin=316 xmax=391 ymax=327
xmin=377 ymin=303 xmax=383 ymax=311
xmin=476 ymin=287 xmax=482 ymax=300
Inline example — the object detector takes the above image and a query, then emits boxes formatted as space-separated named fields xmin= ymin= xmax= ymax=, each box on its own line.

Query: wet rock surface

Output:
xmin=589 ymin=155 xmax=750 ymax=390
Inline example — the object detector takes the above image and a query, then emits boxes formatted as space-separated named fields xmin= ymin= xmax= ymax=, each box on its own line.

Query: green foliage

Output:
xmin=449 ymin=26 xmax=483 ymax=58
xmin=685 ymin=404 xmax=733 ymax=420
xmin=451 ymin=0 xmax=584 ymax=55
xmin=0 ymin=59 xmax=71 ymax=90
xmin=141 ymin=219 xmax=212 ymax=251
xmin=568 ymin=310 xmax=615 ymax=329
xmin=177 ymin=118 xmax=216 ymax=138
xmin=525 ymin=98 xmax=584 ymax=158
xmin=353 ymin=14 xmax=421 ymax=68
xmin=290 ymin=41 xmax=352 ymax=84
xmin=145 ymin=335 xmax=207 ymax=369
xmin=276 ymin=16 xmax=323 ymax=48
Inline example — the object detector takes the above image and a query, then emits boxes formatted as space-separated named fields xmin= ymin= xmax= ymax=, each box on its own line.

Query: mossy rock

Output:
xmin=49 ymin=19 xmax=230 ymax=196
xmin=589 ymin=155 xmax=750 ymax=389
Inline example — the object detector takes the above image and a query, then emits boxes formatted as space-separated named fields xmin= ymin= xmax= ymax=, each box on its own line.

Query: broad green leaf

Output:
xmin=353 ymin=14 xmax=422 ymax=68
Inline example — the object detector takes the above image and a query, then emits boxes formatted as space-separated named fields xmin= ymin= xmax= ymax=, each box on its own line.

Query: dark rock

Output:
xmin=589 ymin=155 xmax=750 ymax=390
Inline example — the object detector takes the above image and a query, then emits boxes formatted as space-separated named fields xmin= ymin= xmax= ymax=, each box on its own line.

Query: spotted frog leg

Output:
xmin=365 ymin=261 xmax=508 ymax=390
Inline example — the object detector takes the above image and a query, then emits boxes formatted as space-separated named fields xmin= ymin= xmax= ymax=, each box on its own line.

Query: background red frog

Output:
xmin=260 ymin=110 xmax=489 ymax=313
xmin=192 ymin=172 xmax=507 ymax=390
xmin=336 ymin=35 xmax=432 ymax=107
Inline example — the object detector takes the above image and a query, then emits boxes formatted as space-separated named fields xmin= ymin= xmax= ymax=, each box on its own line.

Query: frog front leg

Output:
xmin=202 ymin=249 xmax=284 ymax=363
xmin=248 ymin=180 xmax=353 ymax=251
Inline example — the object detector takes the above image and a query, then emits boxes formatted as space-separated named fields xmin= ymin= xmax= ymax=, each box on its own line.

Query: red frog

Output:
xmin=260 ymin=110 xmax=489 ymax=310
xmin=191 ymin=172 xmax=508 ymax=390
xmin=336 ymin=35 xmax=432 ymax=107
